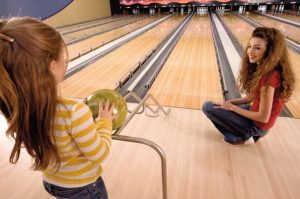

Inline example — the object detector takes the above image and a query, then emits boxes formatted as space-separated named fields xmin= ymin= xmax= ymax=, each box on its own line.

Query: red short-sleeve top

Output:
xmin=250 ymin=69 xmax=284 ymax=130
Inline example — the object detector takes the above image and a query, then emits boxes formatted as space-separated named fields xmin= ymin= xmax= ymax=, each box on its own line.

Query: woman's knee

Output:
xmin=202 ymin=101 xmax=214 ymax=113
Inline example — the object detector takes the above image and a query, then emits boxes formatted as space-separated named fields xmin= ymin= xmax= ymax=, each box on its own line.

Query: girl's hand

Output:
xmin=97 ymin=100 xmax=115 ymax=122
xmin=213 ymin=101 xmax=235 ymax=112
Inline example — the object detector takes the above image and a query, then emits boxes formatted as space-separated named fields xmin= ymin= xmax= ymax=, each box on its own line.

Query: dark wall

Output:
xmin=110 ymin=0 xmax=122 ymax=14
xmin=0 ymin=0 xmax=72 ymax=19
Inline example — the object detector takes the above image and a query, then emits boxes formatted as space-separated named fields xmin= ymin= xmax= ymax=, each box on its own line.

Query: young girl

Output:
xmin=0 ymin=17 xmax=114 ymax=198
xmin=202 ymin=27 xmax=295 ymax=145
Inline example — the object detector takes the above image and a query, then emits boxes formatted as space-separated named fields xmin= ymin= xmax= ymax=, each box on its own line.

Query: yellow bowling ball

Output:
xmin=86 ymin=89 xmax=127 ymax=130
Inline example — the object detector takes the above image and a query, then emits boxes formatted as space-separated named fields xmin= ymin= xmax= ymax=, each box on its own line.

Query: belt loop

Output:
xmin=48 ymin=183 xmax=55 ymax=196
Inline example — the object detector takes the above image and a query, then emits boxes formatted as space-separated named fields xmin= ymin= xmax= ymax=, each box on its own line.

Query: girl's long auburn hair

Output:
xmin=0 ymin=17 xmax=65 ymax=170
xmin=238 ymin=27 xmax=295 ymax=101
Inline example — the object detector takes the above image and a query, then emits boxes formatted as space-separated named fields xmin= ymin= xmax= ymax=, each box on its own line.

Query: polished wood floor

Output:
xmin=1 ymin=105 xmax=300 ymax=199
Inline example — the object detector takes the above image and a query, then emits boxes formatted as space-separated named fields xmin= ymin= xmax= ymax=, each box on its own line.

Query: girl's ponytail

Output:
xmin=1 ymin=17 xmax=64 ymax=170
xmin=0 ymin=35 xmax=19 ymax=130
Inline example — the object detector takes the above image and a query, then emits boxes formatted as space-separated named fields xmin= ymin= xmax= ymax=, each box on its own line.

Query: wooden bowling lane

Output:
xmin=67 ymin=15 xmax=163 ymax=60
xmin=60 ymin=15 xmax=185 ymax=99
xmin=62 ymin=15 xmax=144 ymax=43
xmin=244 ymin=12 xmax=300 ymax=43
xmin=219 ymin=13 xmax=252 ymax=48
xmin=286 ymin=52 xmax=300 ymax=118
xmin=266 ymin=11 xmax=300 ymax=23
xmin=56 ymin=16 xmax=121 ymax=33
xmin=221 ymin=13 xmax=300 ymax=118
xmin=148 ymin=15 xmax=223 ymax=109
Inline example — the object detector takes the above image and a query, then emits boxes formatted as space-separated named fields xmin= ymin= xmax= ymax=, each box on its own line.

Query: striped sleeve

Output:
xmin=70 ymin=101 xmax=112 ymax=165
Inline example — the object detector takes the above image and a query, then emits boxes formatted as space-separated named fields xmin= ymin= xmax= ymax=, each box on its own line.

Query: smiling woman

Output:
xmin=202 ymin=27 xmax=296 ymax=145
xmin=247 ymin=37 xmax=268 ymax=64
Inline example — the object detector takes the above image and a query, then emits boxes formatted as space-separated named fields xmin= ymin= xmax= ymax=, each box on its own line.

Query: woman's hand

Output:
xmin=97 ymin=100 xmax=115 ymax=122
xmin=213 ymin=101 xmax=236 ymax=112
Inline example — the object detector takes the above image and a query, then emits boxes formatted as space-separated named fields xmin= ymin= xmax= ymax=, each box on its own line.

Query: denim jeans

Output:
xmin=43 ymin=176 xmax=108 ymax=199
xmin=202 ymin=101 xmax=267 ymax=143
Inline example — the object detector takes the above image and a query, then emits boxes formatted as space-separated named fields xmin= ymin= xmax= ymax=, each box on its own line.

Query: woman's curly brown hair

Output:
xmin=238 ymin=27 xmax=295 ymax=102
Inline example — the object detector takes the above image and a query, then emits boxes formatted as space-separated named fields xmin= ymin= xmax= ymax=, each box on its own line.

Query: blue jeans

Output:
xmin=43 ymin=177 xmax=108 ymax=199
xmin=202 ymin=101 xmax=267 ymax=143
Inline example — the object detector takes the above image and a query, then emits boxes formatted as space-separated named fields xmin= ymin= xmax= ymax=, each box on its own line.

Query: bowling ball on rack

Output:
xmin=86 ymin=89 xmax=127 ymax=130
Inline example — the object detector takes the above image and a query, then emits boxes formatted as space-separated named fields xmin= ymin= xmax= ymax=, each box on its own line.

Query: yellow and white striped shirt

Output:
xmin=43 ymin=97 xmax=112 ymax=188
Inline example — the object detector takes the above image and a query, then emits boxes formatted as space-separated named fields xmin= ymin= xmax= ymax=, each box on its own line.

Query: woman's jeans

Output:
xmin=43 ymin=176 xmax=108 ymax=199
xmin=202 ymin=101 xmax=267 ymax=143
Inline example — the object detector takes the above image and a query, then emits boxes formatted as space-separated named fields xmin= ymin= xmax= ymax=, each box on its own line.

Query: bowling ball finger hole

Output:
xmin=112 ymin=108 xmax=118 ymax=115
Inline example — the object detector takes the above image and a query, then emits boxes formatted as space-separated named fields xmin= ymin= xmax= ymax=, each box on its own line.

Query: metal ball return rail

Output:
xmin=112 ymin=91 xmax=170 ymax=199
